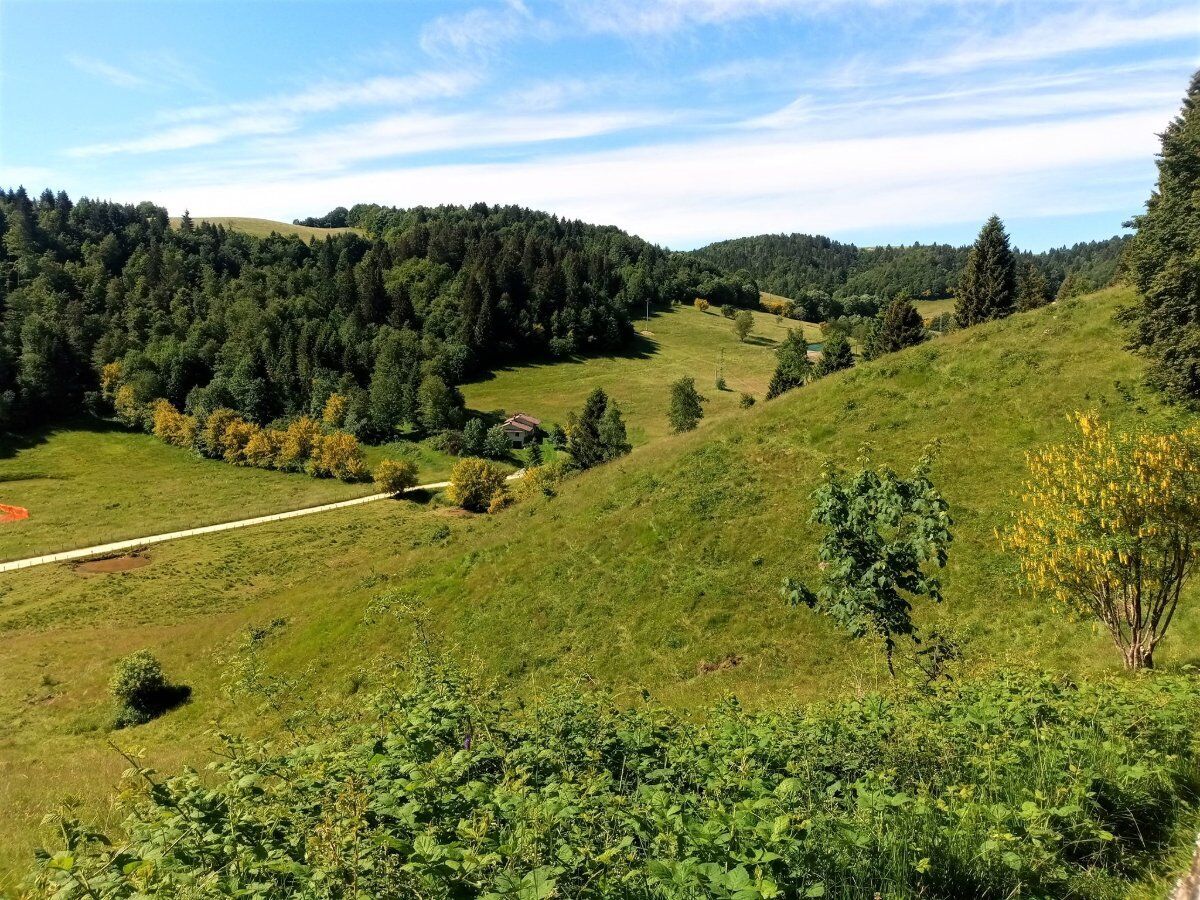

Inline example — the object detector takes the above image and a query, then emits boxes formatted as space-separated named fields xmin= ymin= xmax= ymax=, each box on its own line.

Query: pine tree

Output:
xmin=667 ymin=377 xmax=704 ymax=433
xmin=1016 ymin=263 xmax=1050 ymax=311
xmin=1055 ymin=271 xmax=1091 ymax=302
xmin=814 ymin=331 xmax=854 ymax=377
xmin=527 ymin=439 xmax=543 ymax=467
xmin=566 ymin=387 xmax=608 ymax=468
xmin=1129 ymin=97 xmax=1199 ymax=394
xmin=955 ymin=215 xmax=1016 ymax=327
xmin=864 ymin=296 xmax=926 ymax=359
xmin=766 ymin=329 xmax=812 ymax=399
xmin=598 ymin=401 xmax=631 ymax=461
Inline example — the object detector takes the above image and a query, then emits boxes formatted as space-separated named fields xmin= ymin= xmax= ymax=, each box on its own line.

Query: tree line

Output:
xmin=692 ymin=230 xmax=1129 ymax=317
xmin=0 ymin=193 xmax=756 ymax=437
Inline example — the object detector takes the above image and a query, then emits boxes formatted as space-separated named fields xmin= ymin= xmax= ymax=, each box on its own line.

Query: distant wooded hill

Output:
xmin=0 ymin=190 xmax=754 ymax=433
xmin=691 ymin=231 xmax=1129 ymax=306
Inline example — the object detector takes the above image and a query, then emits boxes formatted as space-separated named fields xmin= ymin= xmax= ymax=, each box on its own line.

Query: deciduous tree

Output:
xmin=1005 ymin=413 xmax=1200 ymax=669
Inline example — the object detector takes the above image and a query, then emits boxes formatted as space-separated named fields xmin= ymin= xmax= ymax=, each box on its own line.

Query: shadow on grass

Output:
xmin=114 ymin=683 xmax=193 ymax=729
xmin=0 ymin=415 xmax=128 ymax=460
xmin=468 ymin=330 xmax=661 ymax=384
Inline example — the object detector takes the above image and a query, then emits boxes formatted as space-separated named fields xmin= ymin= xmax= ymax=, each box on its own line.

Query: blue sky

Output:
xmin=1 ymin=0 xmax=1197 ymax=250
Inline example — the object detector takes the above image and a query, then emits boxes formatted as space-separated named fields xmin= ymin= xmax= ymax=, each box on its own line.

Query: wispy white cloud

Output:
xmin=899 ymin=5 xmax=1200 ymax=74
xmin=167 ymin=70 xmax=479 ymax=122
xmin=248 ymin=108 xmax=667 ymax=174
xmin=116 ymin=107 xmax=1169 ymax=247
xmin=66 ymin=50 xmax=207 ymax=93
xmin=419 ymin=0 xmax=545 ymax=60
xmin=68 ymin=115 xmax=295 ymax=157
xmin=67 ymin=55 xmax=148 ymax=89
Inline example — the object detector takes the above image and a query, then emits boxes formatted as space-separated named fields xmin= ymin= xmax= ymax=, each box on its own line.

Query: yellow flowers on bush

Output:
xmin=322 ymin=392 xmax=348 ymax=429
xmin=151 ymin=399 xmax=197 ymax=448
xmin=374 ymin=459 xmax=419 ymax=495
xmin=449 ymin=458 xmax=507 ymax=512
xmin=693 ymin=298 xmax=710 ymax=312
xmin=276 ymin=417 xmax=322 ymax=472
xmin=148 ymin=399 xmax=367 ymax=483
xmin=308 ymin=432 xmax=368 ymax=481
xmin=1005 ymin=411 xmax=1200 ymax=669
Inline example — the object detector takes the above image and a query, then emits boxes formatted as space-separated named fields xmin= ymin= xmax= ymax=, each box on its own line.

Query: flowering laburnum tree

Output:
xmin=1007 ymin=413 xmax=1200 ymax=669
xmin=784 ymin=449 xmax=953 ymax=675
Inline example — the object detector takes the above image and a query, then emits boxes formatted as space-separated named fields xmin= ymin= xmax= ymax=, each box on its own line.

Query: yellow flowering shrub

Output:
xmin=1005 ymin=412 xmax=1200 ymax=669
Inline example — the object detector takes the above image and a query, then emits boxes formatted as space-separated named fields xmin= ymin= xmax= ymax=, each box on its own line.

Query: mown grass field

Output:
xmin=0 ymin=288 xmax=1198 ymax=889
xmin=167 ymin=215 xmax=361 ymax=240
xmin=0 ymin=422 xmax=372 ymax=561
xmin=463 ymin=303 xmax=819 ymax=446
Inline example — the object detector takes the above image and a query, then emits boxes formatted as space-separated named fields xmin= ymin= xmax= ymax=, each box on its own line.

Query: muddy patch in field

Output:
xmin=74 ymin=552 xmax=151 ymax=574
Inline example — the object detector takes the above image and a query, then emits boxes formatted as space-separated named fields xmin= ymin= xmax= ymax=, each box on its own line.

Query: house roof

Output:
xmin=503 ymin=413 xmax=541 ymax=431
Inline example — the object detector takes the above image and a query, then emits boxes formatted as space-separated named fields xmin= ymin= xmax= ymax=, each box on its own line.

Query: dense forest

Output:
xmin=0 ymin=189 xmax=756 ymax=436
xmin=693 ymin=231 xmax=1129 ymax=312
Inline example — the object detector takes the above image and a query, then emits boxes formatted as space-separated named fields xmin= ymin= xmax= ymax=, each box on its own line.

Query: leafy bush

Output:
xmin=35 ymin=667 xmax=1200 ymax=898
xmin=694 ymin=298 xmax=710 ymax=312
xmin=739 ymin=392 xmax=756 ymax=408
xmin=449 ymin=458 xmax=508 ymax=512
xmin=373 ymin=458 xmax=419 ymax=495
xmin=109 ymin=651 xmax=189 ymax=728
xmin=484 ymin=424 xmax=511 ymax=460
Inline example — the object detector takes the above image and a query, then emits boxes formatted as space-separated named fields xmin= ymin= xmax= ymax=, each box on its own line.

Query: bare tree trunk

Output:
xmin=1123 ymin=640 xmax=1154 ymax=670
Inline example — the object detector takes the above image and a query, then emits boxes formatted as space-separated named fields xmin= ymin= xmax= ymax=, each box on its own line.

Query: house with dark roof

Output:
xmin=500 ymin=413 xmax=541 ymax=447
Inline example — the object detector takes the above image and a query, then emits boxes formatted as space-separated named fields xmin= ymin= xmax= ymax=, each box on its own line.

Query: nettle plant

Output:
xmin=30 ymin=664 xmax=1200 ymax=899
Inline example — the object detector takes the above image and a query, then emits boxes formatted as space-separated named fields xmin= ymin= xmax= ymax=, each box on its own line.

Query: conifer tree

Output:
xmin=864 ymin=296 xmax=926 ymax=359
xmin=766 ymin=329 xmax=812 ymax=399
xmin=566 ymin=387 xmax=608 ymax=468
xmin=667 ymin=377 xmax=704 ymax=433
xmin=598 ymin=401 xmax=631 ymax=461
xmin=814 ymin=331 xmax=854 ymax=377
xmin=1016 ymin=263 xmax=1050 ymax=311
xmin=1127 ymin=69 xmax=1200 ymax=405
xmin=955 ymin=215 xmax=1016 ymax=327
xmin=1055 ymin=271 xmax=1091 ymax=301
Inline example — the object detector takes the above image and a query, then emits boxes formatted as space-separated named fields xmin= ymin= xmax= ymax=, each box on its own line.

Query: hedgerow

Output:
xmin=30 ymin=668 xmax=1200 ymax=898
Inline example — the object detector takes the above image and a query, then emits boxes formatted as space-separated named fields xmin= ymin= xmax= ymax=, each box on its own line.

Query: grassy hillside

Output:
xmin=1 ymin=287 xmax=1198 ymax=886
xmin=167 ymin=215 xmax=360 ymax=240
xmin=463 ymin=304 xmax=815 ymax=445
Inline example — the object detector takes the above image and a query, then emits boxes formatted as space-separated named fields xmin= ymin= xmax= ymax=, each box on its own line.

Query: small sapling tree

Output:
xmin=668 ymin=377 xmax=704 ymax=433
xmin=783 ymin=448 xmax=953 ymax=675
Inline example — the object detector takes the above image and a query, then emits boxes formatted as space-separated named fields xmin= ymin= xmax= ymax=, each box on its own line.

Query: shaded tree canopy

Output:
xmin=1126 ymin=70 xmax=1200 ymax=405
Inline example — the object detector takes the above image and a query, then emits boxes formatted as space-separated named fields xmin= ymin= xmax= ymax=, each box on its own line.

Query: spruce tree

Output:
xmin=766 ymin=329 xmax=812 ymax=399
xmin=598 ymin=401 xmax=632 ymax=461
xmin=1016 ymin=263 xmax=1050 ymax=311
xmin=955 ymin=215 xmax=1016 ymax=327
xmin=865 ymin=296 xmax=926 ymax=359
xmin=1127 ymin=73 xmax=1200 ymax=403
xmin=667 ymin=377 xmax=704 ymax=433
xmin=814 ymin=331 xmax=854 ymax=377
xmin=566 ymin=387 xmax=608 ymax=468
xmin=527 ymin=439 xmax=543 ymax=467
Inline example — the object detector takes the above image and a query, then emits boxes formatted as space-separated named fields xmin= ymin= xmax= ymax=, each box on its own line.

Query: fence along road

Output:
xmin=0 ymin=476 xmax=481 ymax=574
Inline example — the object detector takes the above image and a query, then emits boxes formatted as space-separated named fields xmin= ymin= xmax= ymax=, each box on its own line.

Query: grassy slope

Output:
xmin=1 ymin=287 xmax=1198 ymax=885
xmin=167 ymin=216 xmax=361 ymax=240
xmin=464 ymin=304 xmax=817 ymax=446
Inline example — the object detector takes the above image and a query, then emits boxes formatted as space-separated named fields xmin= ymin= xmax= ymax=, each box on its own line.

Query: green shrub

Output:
xmin=34 ymin=668 xmax=1200 ymax=899
xmin=109 ymin=650 xmax=188 ymax=727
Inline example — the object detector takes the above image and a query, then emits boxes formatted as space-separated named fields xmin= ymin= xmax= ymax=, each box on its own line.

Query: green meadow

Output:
xmin=1 ymin=287 xmax=1198 ymax=887
xmin=167 ymin=215 xmax=361 ymax=240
